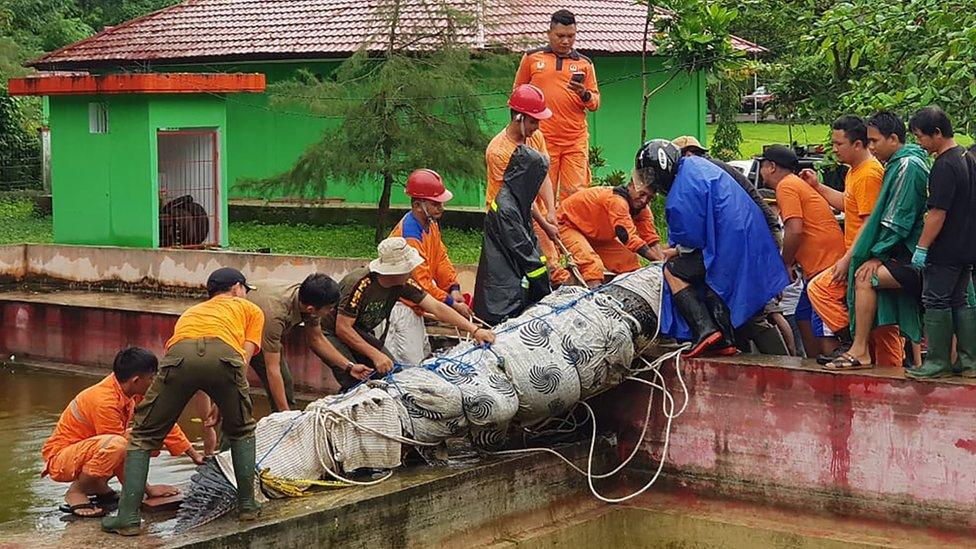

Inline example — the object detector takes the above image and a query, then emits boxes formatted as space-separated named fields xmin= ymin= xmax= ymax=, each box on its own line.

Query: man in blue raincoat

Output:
xmin=635 ymin=140 xmax=789 ymax=357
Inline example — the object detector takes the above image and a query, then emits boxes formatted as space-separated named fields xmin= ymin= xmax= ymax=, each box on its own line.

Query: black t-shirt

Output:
xmin=322 ymin=267 xmax=427 ymax=334
xmin=927 ymin=146 xmax=976 ymax=264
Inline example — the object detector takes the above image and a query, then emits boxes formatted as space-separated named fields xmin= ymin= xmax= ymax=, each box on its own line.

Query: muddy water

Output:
xmin=0 ymin=365 xmax=269 ymax=532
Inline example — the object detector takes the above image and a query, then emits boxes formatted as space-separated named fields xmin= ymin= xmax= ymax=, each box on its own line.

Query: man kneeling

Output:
xmin=42 ymin=348 xmax=202 ymax=517
xmin=556 ymin=178 xmax=664 ymax=287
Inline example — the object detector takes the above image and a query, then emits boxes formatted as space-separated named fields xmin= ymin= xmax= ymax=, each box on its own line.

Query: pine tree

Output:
xmin=245 ymin=0 xmax=510 ymax=243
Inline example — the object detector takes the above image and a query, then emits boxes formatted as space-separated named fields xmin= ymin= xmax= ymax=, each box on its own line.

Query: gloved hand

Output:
xmin=911 ymin=246 xmax=928 ymax=270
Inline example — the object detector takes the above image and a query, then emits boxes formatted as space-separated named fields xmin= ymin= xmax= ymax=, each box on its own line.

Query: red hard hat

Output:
xmin=508 ymin=84 xmax=552 ymax=120
xmin=405 ymin=169 xmax=453 ymax=203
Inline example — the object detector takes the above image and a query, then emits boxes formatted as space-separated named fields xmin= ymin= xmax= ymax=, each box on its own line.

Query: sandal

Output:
xmin=58 ymin=501 xmax=106 ymax=518
xmin=824 ymin=354 xmax=873 ymax=371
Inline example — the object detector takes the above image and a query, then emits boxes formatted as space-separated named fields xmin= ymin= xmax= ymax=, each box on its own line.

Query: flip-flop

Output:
xmin=92 ymin=491 xmax=119 ymax=505
xmin=58 ymin=502 xmax=106 ymax=518
xmin=824 ymin=354 xmax=874 ymax=371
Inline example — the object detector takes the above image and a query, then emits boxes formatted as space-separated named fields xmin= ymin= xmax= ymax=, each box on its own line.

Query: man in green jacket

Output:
xmin=827 ymin=112 xmax=928 ymax=369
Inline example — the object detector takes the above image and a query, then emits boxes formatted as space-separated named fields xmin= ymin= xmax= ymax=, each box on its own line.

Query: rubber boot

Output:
xmin=231 ymin=436 xmax=261 ymax=520
xmin=954 ymin=307 xmax=976 ymax=377
xmin=673 ymin=288 xmax=721 ymax=358
xmin=907 ymin=309 xmax=955 ymax=379
xmin=101 ymin=449 xmax=150 ymax=536
xmin=704 ymin=287 xmax=738 ymax=356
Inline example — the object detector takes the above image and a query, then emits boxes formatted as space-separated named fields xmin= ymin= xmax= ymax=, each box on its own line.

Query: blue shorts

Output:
xmin=795 ymin=281 xmax=833 ymax=338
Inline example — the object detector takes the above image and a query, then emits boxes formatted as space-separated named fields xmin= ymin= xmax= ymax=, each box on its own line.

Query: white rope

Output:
xmin=490 ymin=347 xmax=689 ymax=503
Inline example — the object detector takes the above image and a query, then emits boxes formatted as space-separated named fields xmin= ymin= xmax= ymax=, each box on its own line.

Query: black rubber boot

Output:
xmin=101 ymin=449 xmax=150 ymax=536
xmin=673 ymin=288 xmax=721 ymax=358
xmin=704 ymin=287 xmax=738 ymax=356
xmin=230 ymin=436 xmax=261 ymax=520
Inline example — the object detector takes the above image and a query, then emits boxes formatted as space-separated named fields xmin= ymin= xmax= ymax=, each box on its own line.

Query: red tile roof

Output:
xmin=30 ymin=0 xmax=766 ymax=70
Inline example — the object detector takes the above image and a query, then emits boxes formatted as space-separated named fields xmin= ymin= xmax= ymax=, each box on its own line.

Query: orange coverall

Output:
xmin=514 ymin=47 xmax=600 ymax=202
xmin=486 ymin=128 xmax=569 ymax=285
xmin=557 ymin=186 xmax=660 ymax=284
xmin=41 ymin=373 xmax=191 ymax=482
xmin=390 ymin=210 xmax=461 ymax=312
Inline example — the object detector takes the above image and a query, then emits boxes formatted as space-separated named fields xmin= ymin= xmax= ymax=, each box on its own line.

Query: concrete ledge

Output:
xmin=593 ymin=354 xmax=976 ymax=532
xmin=0 ymin=243 xmax=477 ymax=295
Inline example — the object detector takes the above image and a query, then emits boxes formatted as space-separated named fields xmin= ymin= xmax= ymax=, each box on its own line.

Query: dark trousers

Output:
xmin=250 ymin=351 xmax=296 ymax=413
xmin=130 ymin=338 xmax=255 ymax=452
xmin=923 ymin=264 xmax=973 ymax=310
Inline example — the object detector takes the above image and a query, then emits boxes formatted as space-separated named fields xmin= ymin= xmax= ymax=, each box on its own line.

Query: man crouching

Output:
xmin=41 ymin=347 xmax=202 ymax=518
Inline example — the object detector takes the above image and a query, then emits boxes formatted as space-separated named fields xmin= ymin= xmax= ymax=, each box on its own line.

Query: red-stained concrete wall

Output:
xmin=593 ymin=355 xmax=976 ymax=530
xmin=0 ymin=301 xmax=340 ymax=394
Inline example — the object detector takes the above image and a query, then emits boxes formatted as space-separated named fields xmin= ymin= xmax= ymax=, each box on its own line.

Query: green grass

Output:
xmin=0 ymin=199 xmax=53 ymax=245
xmin=706 ymin=121 xmax=973 ymax=159
xmin=706 ymin=122 xmax=829 ymax=158
xmin=231 ymin=221 xmax=483 ymax=264
xmin=0 ymin=199 xmax=484 ymax=263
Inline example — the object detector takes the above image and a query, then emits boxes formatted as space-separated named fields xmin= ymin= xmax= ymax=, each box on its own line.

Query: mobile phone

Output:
xmin=571 ymin=72 xmax=585 ymax=84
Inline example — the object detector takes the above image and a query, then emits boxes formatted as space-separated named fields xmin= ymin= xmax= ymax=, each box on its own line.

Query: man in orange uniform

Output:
xmin=557 ymin=179 xmax=664 ymax=287
xmin=42 ymin=347 xmax=202 ymax=518
xmin=514 ymin=9 xmax=600 ymax=202
xmin=387 ymin=169 xmax=471 ymax=364
xmin=486 ymin=84 xmax=568 ymax=285
xmin=802 ymin=115 xmax=903 ymax=367
xmin=760 ymin=145 xmax=847 ymax=359
xmin=102 ymin=267 xmax=264 ymax=536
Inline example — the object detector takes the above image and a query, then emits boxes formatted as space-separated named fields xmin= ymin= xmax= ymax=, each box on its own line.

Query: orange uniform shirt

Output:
xmin=166 ymin=295 xmax=265 ymax=359
xmin=776 ymin=173 xmax=846 ymax=278
xmin=558 ymin=186 xmax=660 ymax=253
xmin=842 ymin=157 xmax=884 ymax=248
xmin=514 ymin=47 xmax=600 ymax=148
xmin=390 ymin=211 xmax=460 ymax=310
xmin=485 ymin=128 xmax=549 ymax=211
xmin=42 ymin=373 xmax=191 ymax=474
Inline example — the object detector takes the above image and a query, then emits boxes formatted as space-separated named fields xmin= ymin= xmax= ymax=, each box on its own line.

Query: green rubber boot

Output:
xmin=231 ymin=436 xmax=261 ymax=520
xmin=907 ymin=309 xmax=955 ymax=379
xmin=954 ymin=307 xmax=976 ymax=377
xmin=101 ymin=449 xmax=150 ymax=536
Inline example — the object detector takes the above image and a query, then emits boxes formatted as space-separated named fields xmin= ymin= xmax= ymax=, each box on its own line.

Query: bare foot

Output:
xmin=64 ymin=487 xmax=104 ymax=517
xmin=145 ymin=484 xmax=180 ymax=498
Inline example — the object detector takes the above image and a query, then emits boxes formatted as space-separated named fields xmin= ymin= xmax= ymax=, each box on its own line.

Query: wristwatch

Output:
xmin=344 ymin=361 xmax=356 ymax=372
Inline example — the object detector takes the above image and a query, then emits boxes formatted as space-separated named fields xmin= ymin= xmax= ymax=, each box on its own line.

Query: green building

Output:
xmin=13 ymin=0 xmax=763 ymax=248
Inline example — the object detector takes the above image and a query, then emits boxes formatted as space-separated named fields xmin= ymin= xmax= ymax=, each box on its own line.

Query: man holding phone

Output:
xmin=514 ymin=9 xmax=600 ymax=204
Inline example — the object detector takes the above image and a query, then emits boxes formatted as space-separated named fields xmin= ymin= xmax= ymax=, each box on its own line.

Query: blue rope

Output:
xmin=255 ymin=411 xmax=306 ymax=470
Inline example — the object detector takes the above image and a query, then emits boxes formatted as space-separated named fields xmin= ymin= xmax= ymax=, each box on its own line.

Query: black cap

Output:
xmin=206 ymin=267 xmax=255 ymax=295
xmin=758 ymin=144 xmax=800 ymax=173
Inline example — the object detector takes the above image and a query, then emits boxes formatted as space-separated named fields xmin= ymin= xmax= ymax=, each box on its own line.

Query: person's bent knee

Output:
xmin=83 ymin=435 xmax=128 ymax=479
xmin=854 ymin=276 xmax=874 ymax=292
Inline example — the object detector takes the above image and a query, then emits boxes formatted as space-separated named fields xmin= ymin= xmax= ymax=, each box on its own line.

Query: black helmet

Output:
xmin=635 ymin=139 xmax=680 ymax=193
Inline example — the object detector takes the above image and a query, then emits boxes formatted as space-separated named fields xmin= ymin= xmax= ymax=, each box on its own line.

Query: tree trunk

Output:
xmin=375 ymin=170 xmax=394 ymax=244
xmin=640 ymin=1 xmax=654 ymax=143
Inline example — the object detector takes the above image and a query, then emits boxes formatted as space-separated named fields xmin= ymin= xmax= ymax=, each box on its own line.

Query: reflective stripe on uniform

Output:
xmin=527 ymin=266 xmax=547 ymax=279
xmin=539 ymin=255 xmax=547 ymax=264
xmin=490 ymin=201 xmax=498 ymax=212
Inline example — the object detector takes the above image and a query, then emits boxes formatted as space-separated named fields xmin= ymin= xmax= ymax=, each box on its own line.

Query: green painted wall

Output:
xmin=48 ymin=94 xmax=227 ymax=247
xmin=49 ymin=95 xmax=155 ymax=246
xmin=162 ymin=56 xmax=706 ymax=208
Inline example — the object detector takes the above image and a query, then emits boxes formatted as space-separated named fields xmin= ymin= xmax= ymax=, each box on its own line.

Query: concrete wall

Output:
xmin=595 ymin=355 xmax=976 ymax=530
xmin=0 ymin=243 xmax=477 ymax=292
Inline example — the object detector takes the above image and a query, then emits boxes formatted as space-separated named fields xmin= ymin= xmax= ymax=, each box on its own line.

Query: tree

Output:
xmin=639 ymin=0 xmax=742 ymax=142
xmin=812 ymin=0 xmax=976 ymax=136
xmin=243 ymin=1 xmax=508 ymax=242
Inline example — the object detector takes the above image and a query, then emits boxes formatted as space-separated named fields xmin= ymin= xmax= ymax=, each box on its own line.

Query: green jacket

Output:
xmin=847 ymin=144 xmax=928 ymax=342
